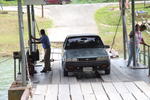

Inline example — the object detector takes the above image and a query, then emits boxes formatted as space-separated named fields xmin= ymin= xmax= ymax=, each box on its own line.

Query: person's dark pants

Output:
xmin=44 ymin=48 xmax=51 ymax=70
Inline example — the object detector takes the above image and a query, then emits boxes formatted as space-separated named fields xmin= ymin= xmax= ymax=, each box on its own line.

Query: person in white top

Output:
xmin=127 ymin=24 xmax=146 ymax=67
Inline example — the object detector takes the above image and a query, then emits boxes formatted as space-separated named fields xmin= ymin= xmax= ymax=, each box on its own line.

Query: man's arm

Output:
xmin=140 ymin=38 xmax=146 ymax=45
xmin=32 ymin=41 xmax=41 ymax=44
xmin=31 ymin=36 xmax=41 ymax=44
xmin=31 ymin=36 xmax=40 ymax=41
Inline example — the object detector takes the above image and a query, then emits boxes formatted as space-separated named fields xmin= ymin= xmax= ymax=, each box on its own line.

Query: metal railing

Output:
xmin=139 ymin=43 xmax=150 ymax=75
xmin=13 ymin=51 xmax=21 ymax=81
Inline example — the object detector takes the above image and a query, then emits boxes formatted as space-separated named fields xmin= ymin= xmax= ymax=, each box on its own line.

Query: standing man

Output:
xmin=32 ymin=29 xmax=51 ymax=73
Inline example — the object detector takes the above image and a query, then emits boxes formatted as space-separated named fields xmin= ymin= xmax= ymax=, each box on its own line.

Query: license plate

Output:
xmin=83 ymin=67 xmax=93 ymax=72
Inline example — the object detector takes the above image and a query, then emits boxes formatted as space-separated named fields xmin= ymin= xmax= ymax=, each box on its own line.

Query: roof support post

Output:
xmin=131 ymin=0 xmax=136 ymax=66
xmin=31 ymin=5 xmax=36 ymax=52
xmin=122 ymin=0 xmax=127 ymax=60
xmin=41 ymin=5 xmax=44 ymax=18
xmin=27 ymin=5 xmax=32 ymax=53
xmin=18 ymin=0 xmax=27 ymax=86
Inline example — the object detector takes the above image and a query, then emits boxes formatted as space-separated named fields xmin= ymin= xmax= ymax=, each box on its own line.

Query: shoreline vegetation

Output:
xmin=0 ymin=11 xmax=52 ymax=57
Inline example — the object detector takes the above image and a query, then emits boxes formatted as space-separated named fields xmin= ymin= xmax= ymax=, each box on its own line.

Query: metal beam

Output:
xmin=17 ymin=0 xmax=27 ymax=86
xmin=31 ymin=5 xmax=36 ymax=51
xmin=27 ymin=5 xmax=32 ymax=53
xmin=41 ymin=5 xmax=44 ymax=18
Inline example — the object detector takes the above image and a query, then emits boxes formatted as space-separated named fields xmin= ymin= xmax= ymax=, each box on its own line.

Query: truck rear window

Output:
xmin=65 ymin=36 xmax=104 ymax=49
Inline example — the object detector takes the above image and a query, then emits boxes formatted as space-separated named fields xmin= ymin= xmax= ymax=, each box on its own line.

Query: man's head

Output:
xmin=140 ymin=24 xmax=147 ymax=32
xmin=40 ymin=29 xmax=46 ymax=35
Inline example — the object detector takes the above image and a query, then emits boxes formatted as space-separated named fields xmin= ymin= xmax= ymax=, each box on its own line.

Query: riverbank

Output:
xmin=0 ymin=52 xmax=12 ymax=58
xmin=0 ymin=11 xmax=52 ymax=57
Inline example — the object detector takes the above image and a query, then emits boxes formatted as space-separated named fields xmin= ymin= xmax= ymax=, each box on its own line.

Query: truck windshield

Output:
xmin=65 ymin=36 xmax=104 ymax=49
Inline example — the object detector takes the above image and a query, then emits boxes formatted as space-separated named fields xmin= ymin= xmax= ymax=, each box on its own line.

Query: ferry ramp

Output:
xmin=30 ymin=48 xmax=150 ymax=100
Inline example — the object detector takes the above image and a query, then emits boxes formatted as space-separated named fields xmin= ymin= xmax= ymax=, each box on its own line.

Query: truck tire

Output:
xmin=64 ymin=69 xmax=68 ymax=76
xmin=105 ymin=69 xmax=110 ymax=75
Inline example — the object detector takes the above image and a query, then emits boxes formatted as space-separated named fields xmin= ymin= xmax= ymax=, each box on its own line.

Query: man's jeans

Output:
xmin=44 ymin=48 xmax=51 ymax=70
xmin=127 ymin=42 xmax=139 ymax=66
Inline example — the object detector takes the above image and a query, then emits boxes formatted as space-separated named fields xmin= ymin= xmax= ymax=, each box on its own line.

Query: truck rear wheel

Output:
xmin=64 ymin=69 xmax=68 ymax=76
xmin=105 ymin=69 xmax=110 ymax=75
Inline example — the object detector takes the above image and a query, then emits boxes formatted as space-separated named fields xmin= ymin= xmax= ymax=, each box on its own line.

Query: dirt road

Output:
xmin=34 ymin=3 xmax=110 ymax=42
xmin=2 ymin=4 xmax=112 ymax=42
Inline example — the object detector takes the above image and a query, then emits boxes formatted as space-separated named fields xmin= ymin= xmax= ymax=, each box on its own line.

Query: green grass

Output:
xmin=0 ymin=0 xmax=17 ymax=6
xmin=95 ymin=4 xmax=150 ymax=53
xmin=0 ymin=11 xmax=53 ymax=56
xmin=0 ymin=0 xmax=115 ymax=5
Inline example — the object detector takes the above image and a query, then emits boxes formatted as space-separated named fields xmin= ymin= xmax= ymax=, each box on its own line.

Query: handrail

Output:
xmin=139 ymin=43 xmax=150 ymax=75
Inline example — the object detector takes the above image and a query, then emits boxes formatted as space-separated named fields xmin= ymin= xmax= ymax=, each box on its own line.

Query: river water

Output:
xmin=0 ymin=58 xmax=14 ymax=100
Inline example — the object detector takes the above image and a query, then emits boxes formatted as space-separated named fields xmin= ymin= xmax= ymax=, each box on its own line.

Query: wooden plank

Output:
xmin=111 ymin=62 xmax=133 ymax=82
xmin=71 ymin=94 xmax=84 ymax=100
xmin=107 ymin=93 xmax=122 ymax=100
xmin=52 ymin=54 xmax=62 ymax=61
xmin=102 ymin=83 xmax=122 ymax=100
xmin=45 ymin=94 xmax=57 ymax=100
xmin=46 ymin=84 xmax=58 ymax=95
xmin=70 ymin=84 xmax=84 ymax=100
xmin=84 ymin=94 xmax=96 ymax=100
xmin=52 ymin=69 xmax=60 ymax=84
xmin=60 ymin=69 xmax=69 ymax=84
xmin=32 ymin=94 xmax=44 ymax=100
xmin=34 ymin=85 xmax=47 ymax=95
xmin=58 ymin=59 xmax=69 ymax=84
xmin=113 ymin=82 xmax=136 ymax=100
xmin=124 ymin=82 xmax=149 ymax=100
xmin=124 ymin=82 xmax=143 ymax=94
xmin=91 ymin=82 xmax=106 ymax=94
xmin=91 ymin=82 xmax=109 ymax=100
xmin=51 ymin=48 xmax=62 ymax=61
xmin=68 ymin=77 xmax=78 ymax=84
xmin=80 ymin=83 xmax=93 ymax=95
xmin=94 ymin=94 xmax=109 ymax=100
xmin=59 ymin=84 xmax=70 ymax=95
xmin=70 ymin=84 xmax=82 ymax=95
xmin=111 ymin=59 xmax=135 ymax=81
xmin=70 ymin=84 xmax=83 ymax=100
xmin=101 ymin=65 xmax=121 ymax=82
xmin=113 ymin=82 xmax=130 ymax=94
xmin=111 ymin=58 xmax=126 ymax=67
xmin=134 ymin=81 xmax=150 ymax=98
xmin=131 ymin=92 xmax=149 ymax=100
xmin=112 ymin=66 xmax=131 ymax=82
xmin=58 ymin=94 xmax=70 ymax=100
xmin=58 ymin=84 xmax=70 ymax=100
xmin=102 ymin=83 xmax=118 ymax=94
xmin=101 ymin=75 xmax=112 ymax=82
xmin=121 ymin=93 xmax=136 ymax=100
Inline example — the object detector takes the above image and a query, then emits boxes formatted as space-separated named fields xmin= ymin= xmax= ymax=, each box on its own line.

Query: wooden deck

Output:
xmin=30 ymin=48 xmax=150 ymax=100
